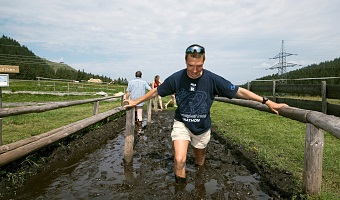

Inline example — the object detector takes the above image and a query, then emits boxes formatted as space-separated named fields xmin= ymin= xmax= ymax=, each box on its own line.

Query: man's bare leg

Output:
xmin=173 ymin=140 xmax=189 ymax=181
xmin=193 ymin=147 xmax=206 ymax=166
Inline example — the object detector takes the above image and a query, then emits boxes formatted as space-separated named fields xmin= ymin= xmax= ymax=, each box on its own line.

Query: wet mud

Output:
xmin=1 ymin=110 xmax=296 ymax=199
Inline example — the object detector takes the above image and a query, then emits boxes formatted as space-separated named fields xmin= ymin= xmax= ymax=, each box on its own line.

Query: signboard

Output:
xmin=0 ymin=65 xmax=20 ymax=73
xmin=0 ymin=74 xmax=9 ymax=87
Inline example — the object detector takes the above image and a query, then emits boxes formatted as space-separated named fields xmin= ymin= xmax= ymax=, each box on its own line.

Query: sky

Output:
xmin=1 ymin=0 xmax=339 ymax=84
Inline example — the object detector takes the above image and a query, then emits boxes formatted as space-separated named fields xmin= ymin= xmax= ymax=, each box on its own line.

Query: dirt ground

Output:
xmin=0 ymin=110 xmax=298 ymax=199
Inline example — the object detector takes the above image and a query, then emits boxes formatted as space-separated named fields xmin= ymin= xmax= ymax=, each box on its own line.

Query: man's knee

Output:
xmin=174 ymin=155 xmax=186 ymax=167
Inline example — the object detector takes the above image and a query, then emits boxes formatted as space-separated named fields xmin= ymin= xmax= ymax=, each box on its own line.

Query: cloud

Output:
xmin=1 ymin=0 xmax=339 ymax=84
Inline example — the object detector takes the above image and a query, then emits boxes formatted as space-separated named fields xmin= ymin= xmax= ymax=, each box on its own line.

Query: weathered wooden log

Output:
xmin=147 ymin=99 xmax=152 ymax=125
xmin=306 ymin=111 xmax=340 ymax=140
xmin=93 ymin=101 xmax=99 ymax=115
xmin=0 ymin=96 xmax=121 ymax=118
xmin=303 ymin=123 xmax=324 ymax=194
xmin=0 ymin=119 xmax=85 ymax=154
xmin=215 ymin=97 xmax=340 ymax=139
xmin=124 ymin=107 xmax=135 ymax=163
xmin=0 ymin=107 xmax=124 ymax=167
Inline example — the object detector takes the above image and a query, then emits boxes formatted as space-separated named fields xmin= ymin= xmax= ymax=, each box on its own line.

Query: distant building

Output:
xmin=88 ymin=78 xmax=103 ymax=83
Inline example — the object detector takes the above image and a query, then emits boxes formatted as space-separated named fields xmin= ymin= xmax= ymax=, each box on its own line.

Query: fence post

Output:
xmin=54 ymin=82 xmax=56 ymax=92
xmin=303 ymin=123 xmax=324 ymax=195
xmin=321 ymin=81 xmax=327 ymax=114
xmin=247 ymin=81 xmax=251 ymax=91
xmin=121 ymin=95 xmax=125 ymax=106
xmin=153 ymin=97 xmax=158 ymax=111
xmin=68 ymin=83 xmax=70 ymax=93
xmin=124 ymin=107 xmax=135 ymax=163
xmin=93 ymin=101 xmax=99 ymax=115
xmin=147 ymin=99 xmax=152 ymax=125
xmin=272 ymin=80 xmax=276 ymax=102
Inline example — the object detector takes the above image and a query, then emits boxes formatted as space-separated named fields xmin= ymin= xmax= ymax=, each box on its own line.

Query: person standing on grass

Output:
xmin=125 ymin=70 xmax=151 ymax=133
xmin=165 ymin=94 xmax=177 ymax=109
xmin=152 ymin=75 xmax=163 ymax=110
xmin=123 ymin=44 xmax=287 ymax=184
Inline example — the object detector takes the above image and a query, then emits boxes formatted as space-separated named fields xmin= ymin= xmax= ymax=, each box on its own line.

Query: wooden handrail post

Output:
xmin=147 ymin=99 xmax=152 ymax=125
xmin=153 ymin=97 xmax=158 ymax=111
xmin=121 ymin=95 xmax=124 ymax=106
xmin=303 ymin=123 xmax=324 ymax=195
xmin=321 ymin=81 xmax=327 ymax=114
xmin=124 ymin=107 xmax=135 ymax=163
xmin=247 ymin=81 xmax=251 ymax=91
xmin=93 ymin=101 xmax=99 ymax=115
xmin=272 ymin=80 xmax=276 ymax=102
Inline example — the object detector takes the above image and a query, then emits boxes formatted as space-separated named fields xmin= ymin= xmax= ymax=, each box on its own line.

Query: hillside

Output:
xmin=0 ymin=35 xmax=112 ymax=82
xmin=44 ymin=59 xmax=77 ymax=72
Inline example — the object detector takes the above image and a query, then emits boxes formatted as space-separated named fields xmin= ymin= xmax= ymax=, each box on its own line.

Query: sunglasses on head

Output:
xmin=185 ymin=45 xmax=205 ymax=54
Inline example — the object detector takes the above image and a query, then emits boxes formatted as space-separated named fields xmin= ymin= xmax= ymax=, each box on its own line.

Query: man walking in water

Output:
xmin=124 ymin=44 xmax=286 ymax=183
xmin=125 ymin=70 xmax=151 ymax=133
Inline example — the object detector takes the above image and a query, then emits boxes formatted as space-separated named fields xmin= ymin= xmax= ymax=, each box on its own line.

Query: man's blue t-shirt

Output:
xmin=157 ymin=69 xmax=239 ymax=135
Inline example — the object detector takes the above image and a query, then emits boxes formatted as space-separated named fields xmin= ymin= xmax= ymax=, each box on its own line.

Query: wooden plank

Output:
xmin=0 ymin=65 xmax=19 ymax=74
xmin=327 ymin=103 xmax=340 ymax=117
xmin=327 ymin=84 xmax=340 ymax=99
xmin=0 ymin=96 xmax=119 ymax=118
xmin=276 ymin=98 xmax=322 ymax=112
xmin=276 ymin=84 xmax=321 ymax=95
xmin=303 ymin=123 xmax=324 ymax=194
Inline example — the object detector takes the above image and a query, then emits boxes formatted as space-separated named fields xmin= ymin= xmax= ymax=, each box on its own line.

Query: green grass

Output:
xmin=3 ymin=93 xmax=93 ymax=102
xmin=211 ymin=101 xmax=340 ymax=199
xmin=7 ymin=79 xmax=126 ymax=95
xmin=1 ymin=94 xmax=122 ymax=144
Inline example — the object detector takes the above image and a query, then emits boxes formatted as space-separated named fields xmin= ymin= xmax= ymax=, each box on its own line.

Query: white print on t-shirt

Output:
xmin=190 ymin=83 xmax=196 ymax=91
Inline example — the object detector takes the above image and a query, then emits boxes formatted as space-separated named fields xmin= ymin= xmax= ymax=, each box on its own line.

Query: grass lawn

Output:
xmin=211 ymin=101 xmax=339 ymax=199
xmin=1 ymin=94 xmax=122 ymax=144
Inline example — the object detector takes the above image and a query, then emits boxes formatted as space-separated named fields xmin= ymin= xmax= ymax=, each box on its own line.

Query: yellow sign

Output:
xmin=0 ymin=65 xmax=20 ymax=73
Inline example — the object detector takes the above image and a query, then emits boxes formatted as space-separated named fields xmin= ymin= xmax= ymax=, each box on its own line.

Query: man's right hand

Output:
xmin=123 ymin=99 xmax=136 ymax=109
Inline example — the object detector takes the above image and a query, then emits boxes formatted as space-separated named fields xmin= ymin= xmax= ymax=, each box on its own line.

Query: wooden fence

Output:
xmin=0 ymin=95 xmax=125 ymax=167
xmin=215 ymin=97 xmax=340 ymax=195
xmin=9 ymin=78 xmax=126 ymax=94
xmin=246 ymin=80 xmax=340 ymax=117
xmin=0 ymin=87 xmax=339 ymax=195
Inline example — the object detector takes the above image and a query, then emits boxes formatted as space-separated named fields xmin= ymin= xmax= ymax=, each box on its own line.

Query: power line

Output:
xmin=267 ymin=40 xmax=301 ymax=84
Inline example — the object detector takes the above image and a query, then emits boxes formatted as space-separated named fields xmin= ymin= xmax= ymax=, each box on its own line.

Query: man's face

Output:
xmin=186 ymin=56 xmax=204 ymax=79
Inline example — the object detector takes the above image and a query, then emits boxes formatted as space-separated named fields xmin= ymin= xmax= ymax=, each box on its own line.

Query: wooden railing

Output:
xmin=0 ymin=95 xmax=124 ymax=167
xmin=246 ymin=80 xmax=340 ymax=117
xmin=215 ymin=97 xmax=340 ymax=195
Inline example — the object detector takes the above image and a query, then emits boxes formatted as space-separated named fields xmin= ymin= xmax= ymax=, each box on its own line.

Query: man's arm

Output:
xmin=125 ymin=91 xmax=130 ymax=100
xmin=123 ymin=88 xmax=159 ymax=108
xmin=235 ymin=87 xmax=286 ymax=114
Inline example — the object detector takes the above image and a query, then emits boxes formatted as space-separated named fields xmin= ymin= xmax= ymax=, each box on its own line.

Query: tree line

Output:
xmin=256 ymin=57 xmax=340 ymax=85
xmin=0 ymin=35 xmax=128 ymax=85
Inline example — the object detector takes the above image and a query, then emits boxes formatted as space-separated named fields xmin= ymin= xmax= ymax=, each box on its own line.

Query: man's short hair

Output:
xmin=135 ymin=71 xmax=142 ymax=77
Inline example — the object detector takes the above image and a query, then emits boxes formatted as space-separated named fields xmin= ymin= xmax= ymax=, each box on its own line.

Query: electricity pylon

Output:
xmin=267 ymin=40 xmax=299 ymax=84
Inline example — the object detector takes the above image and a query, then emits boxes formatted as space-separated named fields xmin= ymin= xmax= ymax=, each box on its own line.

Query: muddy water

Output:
xmin=12 ymin=111 xmax=277 ymax=199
